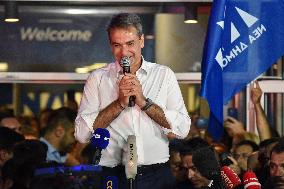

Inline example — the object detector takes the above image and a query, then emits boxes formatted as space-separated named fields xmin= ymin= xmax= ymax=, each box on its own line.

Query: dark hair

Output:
xmin=44 ymin=107 xmax=76 ymax=134
xmin=192 ymin=146 xmax=226 ymax=189
xmin=169 ymin=139 xmax=184 ymax=152
xmin=13 ymin=140 xmax=48 ymax=165
xmin=107 ymin=13 xmax=143 ymax=38
xmin=0 ymin=126 xmax=24 ymax=151
xmin=271 ymin=137 xmax=284 ymax=154
xmin=235 ymin=140 xmax=259 ymax=152
xmin=259 ymin=137 xmax=279 ymax=149
xmin=180 ymin=137 xmax=209 ymax=156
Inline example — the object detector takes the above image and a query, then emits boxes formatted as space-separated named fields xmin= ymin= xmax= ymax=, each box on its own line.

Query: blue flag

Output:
xmin=200 ymin=0 xmax=284 ymax=141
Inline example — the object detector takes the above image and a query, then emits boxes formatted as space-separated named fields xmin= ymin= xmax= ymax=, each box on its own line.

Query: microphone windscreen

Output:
xmin=243 ymin=171 xmax=261 ymax=189
xmin=120 ymin=56 xmax=130 ymax=67
xmin=125 ymin=135 xmax=137 ymax=179
xmin=221 ymin=166 xmax=242 ymax=189
xmin=90 ymin=128 xmax=110 ymax=149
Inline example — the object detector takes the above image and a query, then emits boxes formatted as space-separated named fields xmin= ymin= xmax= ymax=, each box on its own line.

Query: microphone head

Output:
xmin=221 ymin=166 xmax=242 ymax=189
xmin=192 ymin=146 xmax=221 ymax=180
xmin=120 ymin=56 xmax=130 ymax=68
xmin=90 ymin=128 xmax=110 ymax=149
xmin=243 ymin=171 xmax=261 ymax=189
xmin=125 ymin=135 xmax=137 ymax=179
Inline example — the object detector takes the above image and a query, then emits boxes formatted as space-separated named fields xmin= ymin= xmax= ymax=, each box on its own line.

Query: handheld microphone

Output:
xmin=243 ymin=171 xmax=261 ymax=189
xmin=221 ymin=166 xmax=242 ymax=189
xmin=125 ymin=135 xmax=137 ymax=189
xmin=120 ymin=56 xmax=135 ymax=107
xmin=90 ymin=128 xmax=110 ymax=165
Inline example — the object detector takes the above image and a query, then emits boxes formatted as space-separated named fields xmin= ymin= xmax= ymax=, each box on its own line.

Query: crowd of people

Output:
xmin=0 ymin=80 xmax=283 ymax=189
xmin=0 ymin=12 xmax=284 ymax=189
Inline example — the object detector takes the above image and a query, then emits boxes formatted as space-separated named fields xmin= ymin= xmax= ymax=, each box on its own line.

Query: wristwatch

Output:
xmin=141 ymin=98 xmax=153 ymax=111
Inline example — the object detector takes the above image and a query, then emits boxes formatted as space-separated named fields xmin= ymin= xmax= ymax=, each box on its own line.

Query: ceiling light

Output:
xmin=184 ymin=5 xmax=198 ymax=24
xmin=4 ymin=1 xmax=19 ymax=23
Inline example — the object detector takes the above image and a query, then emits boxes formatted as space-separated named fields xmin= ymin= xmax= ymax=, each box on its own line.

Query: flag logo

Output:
xmin=215 ymin=7 xmax=267 ymax=70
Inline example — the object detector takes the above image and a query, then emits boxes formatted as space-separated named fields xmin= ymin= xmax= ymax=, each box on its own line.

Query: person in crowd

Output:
xmin=269 ymin=138 xmax=284 ymax=177
xmin=250 ymin=81 xmax=271 ymax=141
xmin=169 ymin=139 xmax=192 ymax=189
xmin=180 ymin=137 xmax=210 ymax=188
xmin=224 ymin=81 xmax=272 ymax=153
xmin=263 ymin=176 xmax=284 ymax=189
xmin=40 ymin=107 xmax=79 ymax=166
xmin=0 ymin=127 xmax=24 ymax=170
xmin=0 ymin=116 xmax=21 ymax=133
xmin=18 ymin=116 xmax=40 ymax=139
xmin=38 ymin=108 xmax=53 ymax=136
xmin=248 ymin=137 xmax=279 ymax=185
xmin=233 ymin=140 xmax=259 ymax=175
xmin=75 ymin=13 xmax=191 ymax=189
xmin=224 ymin=117 xmax=259 ymax=152
xmin=192 ymin=146 xmax=226 ymax=189
xmin=1 ymin=140 xmax=48 ymax=189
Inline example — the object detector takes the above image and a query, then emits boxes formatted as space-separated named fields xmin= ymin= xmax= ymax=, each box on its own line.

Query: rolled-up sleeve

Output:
xmin=160 ymin=69 xmax=191 ymax=139
xmin=75 ymin=73 xmax=100 ymax=143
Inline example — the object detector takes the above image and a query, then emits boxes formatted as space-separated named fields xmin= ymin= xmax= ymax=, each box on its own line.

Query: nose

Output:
xmin=120 ymin=45 xmax=129 ymax=57
xmin=274 ymin=169 xmax=280 ymax=176
xmin=271 ymin=167 xmax=281 ymax=176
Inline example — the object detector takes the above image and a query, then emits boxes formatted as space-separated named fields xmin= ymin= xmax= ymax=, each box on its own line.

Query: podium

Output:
xmin=33 ymin=164 xmax=103 ymax=189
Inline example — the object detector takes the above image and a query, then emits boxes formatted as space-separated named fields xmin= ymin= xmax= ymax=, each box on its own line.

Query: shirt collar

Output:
xmin=40 ymin=137 xmax=58 ymax=155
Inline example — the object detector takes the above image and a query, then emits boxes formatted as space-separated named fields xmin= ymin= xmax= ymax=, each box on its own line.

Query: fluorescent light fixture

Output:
xmin=75 ymin=63 xmax=107 ymax=73
xmin=0 ymin=62 xmax=8 ymax=71
xmin=184 ymin=5 xmax=198 ymax=24
xmin=65 ymin=9 xmax=96 ymax=15
xmin=75 ymin=67 xmax=89 ymax=74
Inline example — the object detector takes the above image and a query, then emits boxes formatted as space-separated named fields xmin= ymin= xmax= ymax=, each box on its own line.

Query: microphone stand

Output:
xmin=128 ymin=178 xmax=134 ymax=189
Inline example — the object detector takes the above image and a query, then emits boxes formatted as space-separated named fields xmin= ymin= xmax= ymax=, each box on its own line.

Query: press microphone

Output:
xmin=125 ymin=135 xmax=137 ymax=189
xmin=221 ymin=166 xmax=242 ymax=189
xmin=243 ymin=171 xmax=261 ymax=189
xmin=90 ymin=128 xmax=110 ymax=165
xmin=120 ymin=56 xmax=135 ymax=107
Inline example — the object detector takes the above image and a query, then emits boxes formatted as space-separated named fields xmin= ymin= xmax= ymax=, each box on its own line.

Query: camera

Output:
xmin=227 ymin=107 xmax=238 ymax=120
xmin=196 ymin=118 xmax=208 ymax=129
xmin=220 ymin=152 xmax=233 ymax=166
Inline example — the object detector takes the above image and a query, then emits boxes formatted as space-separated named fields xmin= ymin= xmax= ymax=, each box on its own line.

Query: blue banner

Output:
xmin=200 ymin=0 xmax=284 ymax=140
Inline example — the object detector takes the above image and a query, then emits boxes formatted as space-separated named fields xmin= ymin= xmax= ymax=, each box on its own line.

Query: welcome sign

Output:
xmin=0 ymin=11 xmax=154 ymax=72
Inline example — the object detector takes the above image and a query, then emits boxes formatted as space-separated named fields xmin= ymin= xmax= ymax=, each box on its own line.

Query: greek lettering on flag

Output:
xmin=200 ymin=0 xmax=284 ymax=141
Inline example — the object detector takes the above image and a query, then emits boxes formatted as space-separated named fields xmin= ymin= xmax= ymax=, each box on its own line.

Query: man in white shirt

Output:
xmin=75 ymin=13 xmax=191 ymax=189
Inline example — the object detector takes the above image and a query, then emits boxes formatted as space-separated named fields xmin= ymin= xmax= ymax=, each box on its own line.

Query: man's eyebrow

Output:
xmin=126 ymin=40 xmax=135 ymax=43
xmin=111 ymin=39 xmax=135 ymax=45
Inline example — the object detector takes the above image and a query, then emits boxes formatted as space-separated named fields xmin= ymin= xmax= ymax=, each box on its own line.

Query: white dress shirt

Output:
xmin=75 ymin=58 xmax=191 ymax=167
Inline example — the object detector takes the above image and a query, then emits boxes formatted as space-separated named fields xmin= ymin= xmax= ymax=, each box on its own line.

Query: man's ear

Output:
xmin=140 ymin=34 xmax=145 ymax=48
xmin=54 ymin=125 xmax=65 ymax=138
xmin=0 ymin=149 xmax=7 ymax=161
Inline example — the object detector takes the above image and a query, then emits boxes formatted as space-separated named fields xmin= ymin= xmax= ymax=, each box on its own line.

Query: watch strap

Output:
xmin=141 ymin=98 xmax=153 ymax=111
